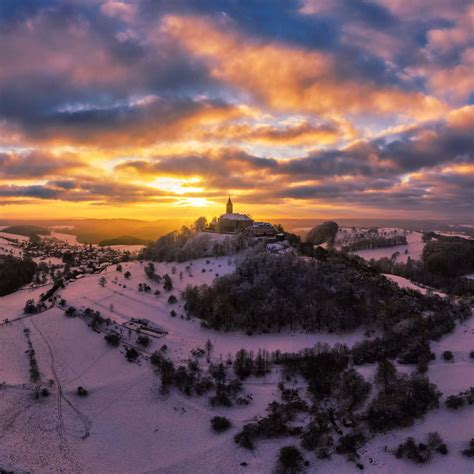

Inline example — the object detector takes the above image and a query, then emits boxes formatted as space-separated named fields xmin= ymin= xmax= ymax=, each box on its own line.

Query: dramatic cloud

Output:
xmin=0 ymin=150 xmax=85 ymax=178
xmin=0 ymin=1 xmax=472 ymax=219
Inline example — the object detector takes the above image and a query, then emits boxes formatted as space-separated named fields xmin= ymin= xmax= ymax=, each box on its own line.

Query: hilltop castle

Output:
xmin=209 ymin=197 xmax=276 ymax=236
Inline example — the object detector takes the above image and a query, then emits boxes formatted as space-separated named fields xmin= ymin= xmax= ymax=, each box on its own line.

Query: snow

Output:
xmin=383 ymin=274 xmax=446 ymax=297
xmin=57 ymin=258 xmax=367 ymax=361
xmin=0 ymin=236 xmax=24 ymax=257
xmin=219 ymin=213 xmax=252 ymax=221
xmin=0 ymin=250 xmax=473 ymax=473
xmin=434 ymin=231 xmax=474 ymax=240
xmin=0 ymin=231 xmax=29 ymax=242
xmin=348 ymin=229 xmax=425 ymax=263
xmin=49 ymin=231 xmax=79 ymax=245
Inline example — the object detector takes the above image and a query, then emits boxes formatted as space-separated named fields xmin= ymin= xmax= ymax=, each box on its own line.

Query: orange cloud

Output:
xmin=162 ymin=15 xmax=446 ymax=120
xmin=426 ymin=48 xmax=474 ymax=102
xmin=194 ymin=117 xmax=357 ymax=146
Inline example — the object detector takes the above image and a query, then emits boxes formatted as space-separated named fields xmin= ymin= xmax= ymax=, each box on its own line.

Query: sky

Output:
xmin=0 ymin=0 xmax=473 ymax=222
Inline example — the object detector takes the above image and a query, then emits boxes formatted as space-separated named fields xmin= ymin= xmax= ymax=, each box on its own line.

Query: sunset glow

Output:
xmin=0 ymin=0 xmax=472 ymax=221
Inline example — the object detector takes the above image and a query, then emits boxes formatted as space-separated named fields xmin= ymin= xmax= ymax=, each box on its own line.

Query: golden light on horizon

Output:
xmin=0 ymin=2 xmax=471 ymax=221
xmin=147 ymin=177 xmax=205 ymax=195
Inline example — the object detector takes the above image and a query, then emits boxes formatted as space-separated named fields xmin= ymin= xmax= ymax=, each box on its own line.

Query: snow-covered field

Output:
xmin=338 ymin=228 xmax=425 ymax=263
xmin=0 ymin=256 xmax=370 ymax=473
xmin=1 ymin=236 xmax=473 ymax=473
xmin=49 ymin=231 xmax=79 ymax=245
xmin=383 ymin=274 xmax=446 ymax=298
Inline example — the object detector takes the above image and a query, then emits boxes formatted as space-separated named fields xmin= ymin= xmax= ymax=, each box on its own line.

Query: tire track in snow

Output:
xmin=29 ymin=318 xmax=91 ymax=473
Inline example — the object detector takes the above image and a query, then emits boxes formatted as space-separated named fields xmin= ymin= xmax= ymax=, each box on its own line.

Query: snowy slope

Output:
xmin=0 ymin=252 xmax=473 ymax=473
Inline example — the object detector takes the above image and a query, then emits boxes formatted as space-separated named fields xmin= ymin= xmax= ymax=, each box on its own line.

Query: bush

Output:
xmin=461 ymin=438 xmax=474 ymax=457
xmin=104 ymin=333 xmax=120 ymax=347
xmin=469 ymin=351 xmax=474 ymax=359
xmin=64 ymin=306 xmax=77 ymax=317
xmin=126 ymin=347 xmax=139 ymax=362
xmin=234 ymin=349 xmax=254 ymax=379
xmin=395 ymin=433 xmax=447 ymax=463
xmin=442 ymin=350 xmax=454 ymax=361
xmin=445 ymin=387 xmax=474 ymax=409
xmin=366 ymin=374 xmax=440 ymax=432
xmin=211 ymin=416 xmax=231 ymax=433
xmin=168 ymin=295 xmax=177 ymax=304
xmin=276 ymin=446 xmax=305 ymax=473
xmin=77 ymin=386 xmax=88 ymax=397
xmin=445 ymin=395 xmax=464 ymax=409
xmin=137 ymin=335 xmax=150 ymax=347
xmin=163 ymin=274 xmax=173 ymax=291
xmin=40 ymin=388 xmax=50 ymax=397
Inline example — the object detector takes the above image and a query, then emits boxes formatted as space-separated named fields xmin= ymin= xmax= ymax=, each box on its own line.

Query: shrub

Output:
xmin=126 ymin=347 xmax=139 ymax=362
xmin=137 ymin=335 xmax=150 ymax=347
xmin=163 ymin=274 xmax=173 ymax=291
xmin=234 ymin=349 xmax=254 ymax=379
xmin=445 ymin=395 xmax=464 ymax=409
xmin=211 ymin=416 xmax=231 ymax=433
xmin=366 ymin=374 xmax=440 ymax=432
xmin=461 ymin=438 xmax=474 ymax=457
xmin=64 ymin=306 xmax=77 ymax=317
xmin=276 ymin=446 xmax=305 ymax=473
xmin=395 ymin=433 xmax=447 ymax=463
xmin=469 ymin=351 xmax=474 ymax=359
xmin=395 ymin=437 xmax=429 ymax=463
xmin=168 ymin=295 xmax=177 ymax=304
xmin=445 ymin=387 xmax=474 ymax=409
xmin=77 ymin=386 xmax=88 ymax=397
xmin=104 ymin=333 xmax=120 ymax=347
xmin=442 ymin=350 xmax=454 ymax=361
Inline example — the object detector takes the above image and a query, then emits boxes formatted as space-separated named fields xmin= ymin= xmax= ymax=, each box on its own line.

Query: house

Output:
xmin=249 ymin=222 xmax=277 ymax=237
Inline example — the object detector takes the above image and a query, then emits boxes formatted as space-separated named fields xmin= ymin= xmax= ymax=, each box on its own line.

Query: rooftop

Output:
xmin=219 ymin=213 xmax=253 ymax=221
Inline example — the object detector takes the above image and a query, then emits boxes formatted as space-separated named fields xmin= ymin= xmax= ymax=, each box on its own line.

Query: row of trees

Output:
xmin=370 ymin=237 xmax=474 ymax=296
xmin=341 ymin=234 xmax=407 ymax=252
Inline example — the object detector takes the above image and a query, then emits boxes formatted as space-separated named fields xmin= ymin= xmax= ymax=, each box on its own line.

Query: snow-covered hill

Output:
xmin=0 ymin=238 xmax=473 ymax=473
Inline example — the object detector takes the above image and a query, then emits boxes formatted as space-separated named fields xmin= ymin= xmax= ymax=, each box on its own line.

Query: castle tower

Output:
xmin=226 ymin=195 xmax=233 ymax=214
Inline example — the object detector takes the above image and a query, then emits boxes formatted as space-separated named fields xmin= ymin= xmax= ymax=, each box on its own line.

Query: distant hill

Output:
xmin=0 ymin=219 xmax=187 ymax=243
xmin=60 ymin=219 xmax=186 ymax=244
xmin=2 ymin=225 xmax=51 ymax=238
xmin=98 ymin=235 xmax=150 ymax=246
